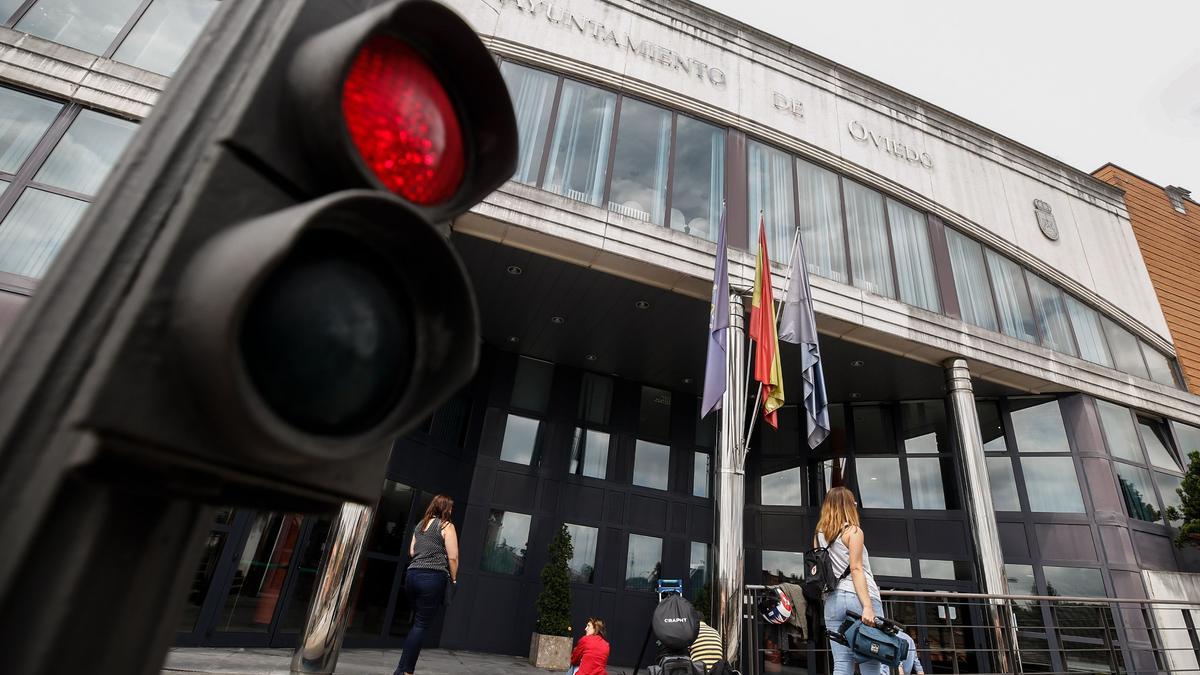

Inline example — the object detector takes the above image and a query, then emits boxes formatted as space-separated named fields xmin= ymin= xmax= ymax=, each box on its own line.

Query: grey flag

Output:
xmin=778 ymin=232 xmax=830 ymax=449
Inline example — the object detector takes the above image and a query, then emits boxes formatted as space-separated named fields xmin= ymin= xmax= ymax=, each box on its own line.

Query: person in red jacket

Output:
xmin=569 ymin=617 xmax=610 ymax=675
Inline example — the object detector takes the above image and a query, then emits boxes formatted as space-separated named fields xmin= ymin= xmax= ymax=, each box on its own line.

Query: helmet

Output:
xmin=760 ymin=586 xmax=794 ymax=625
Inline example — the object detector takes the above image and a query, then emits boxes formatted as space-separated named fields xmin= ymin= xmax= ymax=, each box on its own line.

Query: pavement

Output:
xmin=162 ymin=648 xmax=633 ymax=675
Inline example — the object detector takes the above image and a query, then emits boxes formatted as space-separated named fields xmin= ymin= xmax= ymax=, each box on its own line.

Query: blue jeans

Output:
xmin=824 ymin=589 xmax=885 ymax=675
xmin=395 ymin=568 xmax=447 ymax=674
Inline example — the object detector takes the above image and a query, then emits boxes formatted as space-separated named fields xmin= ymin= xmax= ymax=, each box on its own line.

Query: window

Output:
xmin=1141 ymin=345 xmax=1177 ymax=388
xmin=795 ymin=158 xmax=847 ymax=283
xmin=985 ymin=250 xmax=1037 ymax=343
xmin=888 ymin=199 xmax=939 ymax=311
xmin=872 ymin=556 xmax=913 ymax=578
xmin=1113 ymin=463 xmax=1161 ymax=522
xmin=638 ymin=385 xmax=672 ymax=438
xmin=1137 ymin=418 xmax=1179 ymax=471
xmin=760 ymin=466 xmax=802 ymax=506
xmin=856 ymin=457 xmax=903 ymax=509
xmin=110 ymin=0 xmax=218 ymax=76
xmin=919 ymin=560 xmax=971 ymax=581
xmin=1009 ymin=399 xmax=1070 ymax=454
xmin=977 ymin=401 xmax=1008 ymax=452
xmin=945 ymin=229 xmax=998 ymax=331
xmin=1064 ymin=296 xmax=1113 ymax=367
xmin=1172 ymin=421 xmax=1200 ymax=457
xmin=669 ymin=115 xmax=723 ymax=241
xmin=1096 ymin=400 xmax=1142 ymax=463
xmin=481 ymin=510 xmax=532 ymax=575
xmin=907 ymin=457 xmax=951 ymax=510
xmin=1026 ymin=273 xmax=1077 ymax=356
xmin=625 ymin=533 xmax=662 ymax=590
xmin=1021 ymin=456 xmax=1085 ymax=513
xmin=633 ymin=440 xmax=670 ymax=490
xmin=608 ymin=98 xmax=671 ymax=224
xmin=689 ymin=542 xmax=710 ymax=602
xmin=367 ymin=480 xmax=414 ymax=556
xmin=1165 ymin=187 xmax=1188 ymax=215
xmin=852 ymin=405 xmax=896 ymax=454
xmin=0 ymin=89 xmax=60 ymax=173
xmin=500 ymin=62 xmax=557 ymax=185
xmin=693 ymin=451 xmax=711 ymax=498
xmin=761 ymin=549 xmax=804 ymax=585
xmin=511 ymin=356 xmax=553 ymax=413
xmin=499 ymin=414 xmax=540 ymax=465
xmin=570 ymin=428 xmax=609 ymax=479
xmin=15 ymin=0 xmax=145 ymax=54
xmin=1155 ymin=472 xmax=1184 ymax=525
xmin=564 ymin=523 xmax=598 ymax=583
xmin=578 ymin=372 xmax=613 ymax=425
xmin=543 ymin=80 xmax=615 ymax=206
xmin=1100 ymin=316 xmax=1148 ymax=380
xmin=985 ymin=456 xmax=1021 ymax=510
xmin=843 ymin=180 xmax=895 ymax=299
xmin=901 ymin=400 xmax=948 ymax=454
xmin=747 ymin=140 xmax=795 ymax=256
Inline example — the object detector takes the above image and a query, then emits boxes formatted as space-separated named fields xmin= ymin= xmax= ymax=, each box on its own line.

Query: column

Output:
xmin=715 ymin=293 xmax=747 ymax=663
xmin=943 ymin=358 xmax=1015 ymax=672
xmin=290 ymin=503 xmax=374 ymax=674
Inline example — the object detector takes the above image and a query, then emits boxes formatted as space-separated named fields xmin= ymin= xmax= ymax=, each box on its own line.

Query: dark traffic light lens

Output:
xmin=240 ymin=230 xmax=412 ymax=436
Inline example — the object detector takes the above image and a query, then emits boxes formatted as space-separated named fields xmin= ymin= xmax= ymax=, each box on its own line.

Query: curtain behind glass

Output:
xmin=0 ymin=89 xmax=61 ymax=175
xmin=609 ymin=98 xmax=671 ymax=224
xmin=945 ymin=229 xmax=997 ymax=331
xmin=0 ymin=188 xmax=87 ymax=278
xmin=670 ymin=115 xmax=723 ymax=242
xmin=1064 ymin=296 xmax=1113 ymax=367
xmin=795 ymin=158 xmax=847 ymax=283
xmin=887 ymin=198 xmax=938 ymax=311
xmin=747 ymin=140 xmax=795 ymax=256
xmin=35 ymin=110 xmax=138 ymax=195
xmin=1141 ymin=345 xmax=1177 ymax=387
xmin=544 ymin=80 xmax=616 ymax=206
xmin=984 ymin=249 xmax=1037 ymax=343
xmin=843 ymin=180 xmax=895 ymax=298
xmin=1101 ymin=316 xmax=1148 ymax=379
xmin=500 ymin=62 xmax=557 ymax=186
xmin=1026 ymin=274 xmax=1077 ymax=356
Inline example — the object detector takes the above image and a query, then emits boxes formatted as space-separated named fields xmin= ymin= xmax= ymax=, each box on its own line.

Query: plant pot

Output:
xmin=529 ymin=632 xmax=572 ymax=670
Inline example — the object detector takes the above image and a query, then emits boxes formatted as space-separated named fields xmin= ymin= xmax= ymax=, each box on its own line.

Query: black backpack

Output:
xmin=801 ymin=525 xmax=850 ymax=602
xmin=651 ymin=595 xmax=700 ymax=651
xmin=650 ymin=654 xmax=704 ymax=675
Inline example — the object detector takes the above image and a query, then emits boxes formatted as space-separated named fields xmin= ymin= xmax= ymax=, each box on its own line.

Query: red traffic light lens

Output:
xmin=342 ymin=35 xmax=464 ymax=205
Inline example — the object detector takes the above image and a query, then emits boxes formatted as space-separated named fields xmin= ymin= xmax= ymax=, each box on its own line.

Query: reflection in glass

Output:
xmin=1009 ymin=399 xmax=1070 ymax=454
xmin=1141 ymin=345 xmax=1178 ymax=388
xmin=179 ymin=530 xmax=227 ymax=632
xmin=544 ymin=80 xmax=615 ymax=206
xmin=0 ymin=88 xmax=61 ymax=174
xmin=852 ymin=405 xmax=896 ymax=454
xmin=345 ymin=557 xmax=396 ymax=637
xmin=795 ymin=158 xmax=847 ymax=283
xmin=0 ymin=188 xmax=88 ymax=278
xmin=1101 ymin=316 xmax=1148 ymax=379
xmin=689 ymin=542 xmax=710 ymax=603
xmin=218 ymin=512 xmax=303 ymax=632
xmin=871 ymin=556 xmax=913 ymax=577
xmin=1064 ymin=296 xmax=1113 ymax=367
xmin=35 ymin=109 xmax=137 ymax=195
xmin=633 ymin=440 xmax=670 ymax=491
xmin=570 ymin=427 xmax=610 ymax=479
xmin=919 ymin=559 xmax=970 ymax=581
xmin=946 ymin=229 xmax=998 ymax=331
xmin=0 ymin=0 xmax=22 ymax=21
xmin=902 ymin=400 xmax=947 ymax=454
xmin=747 ymin=140 xmax=794 ymax=256
xmin=670 ymin=116 xmax=723 ymax=241
xmin=369 ymin=481 xmax=415 ymax=556
xmin=1096 ymin=400 xmax=1142 ymax=463
xmin=499 ymin=414 xmax=540 ymax=465
xmin=579 ymin=372 xmax=613 ymax=425
xmin=279 ymin=517 xmax=331 ymax=633
xmin=760 ymin=466 xmax=802 ymax=506
xmin=500 ymin=62 xmax=557 ymax=185
xmin=908 ymin=457 xmax=952 ymax=510
xmin=16 ymin=0 xmax=144 ymax=54
xmin=481 ymin=510 xmax=531 ymax=575
xmin=1021 ymin=457 xmax=1085 ymax=513
xmin=1026 ymin=274 xmax=1077 ymax=356
xmin=985 ymin=457 xmax=1020 ymax=510
xmin=1155 ymin=472 xmax=1184 ymax=525
xmin=1138 ymin=418 xmax=1179 ymax=471
xmin=985 ymin=250 xmax=1037 ymax=343
xmin=512 ymin=356 xmax=553 ymax=413
xmin=625 ymin=533 xmax=662 ymax=590
xmin=112 ymin=0 xmax=218 ymax=75
xmin=639 ymin=385 xmax=672 ymax=438
xmin=1172 ymin=421 xmax=1200 ymax=457
xmin=761 ymin=549 xmax=805 ymax=585
xmin=565 ymin=523 xmax=598 ymax=583
xmin=843 ymin=180 xmax=895 ymax=298
xmin=693 ymin=451 xmax=711 ymax=498
xmin=1042 ymin=567 xmax=1107 ymax=614
xmin=1005 ymin=564 xmax=1043 ymax=629
xmin=608 ymin=98 xmax=671 ymax=224
xmin=856 ymin=457 xmax=903 ymax=509
xmin=1114 ymin=463 xmax=1160 ymax=522
xmin=888 ymin=199 xmax=939 ymax=311
xmin=977 ymin=401 xmax=1008 ymax=452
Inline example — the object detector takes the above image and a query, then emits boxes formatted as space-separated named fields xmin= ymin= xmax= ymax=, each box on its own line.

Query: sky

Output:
xmin=698 ymin=0 xmax=1200 ymax=192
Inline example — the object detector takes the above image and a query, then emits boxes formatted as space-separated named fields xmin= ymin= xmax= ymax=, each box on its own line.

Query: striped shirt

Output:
xmin=689 ymin=622 xmax=723 ymax=669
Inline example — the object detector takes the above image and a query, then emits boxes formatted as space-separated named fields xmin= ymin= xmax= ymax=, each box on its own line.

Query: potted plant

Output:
xmin=1166 ymin=451 xmax=1200 ymax=548
xmin=530 ymin=525 xmax=573 ymax=669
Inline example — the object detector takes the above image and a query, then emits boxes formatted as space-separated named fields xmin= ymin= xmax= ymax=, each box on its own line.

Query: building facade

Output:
xmin=2 ymin=1 xmax=1200 ymax=672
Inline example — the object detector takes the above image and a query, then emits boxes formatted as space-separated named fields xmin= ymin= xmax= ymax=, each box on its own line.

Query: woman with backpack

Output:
xmin=815 ymin=487 xmax=885 ymax=675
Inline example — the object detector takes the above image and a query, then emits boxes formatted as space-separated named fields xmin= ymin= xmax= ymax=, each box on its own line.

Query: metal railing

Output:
xmin=742 ymin=585 xmax=1200 ymax=675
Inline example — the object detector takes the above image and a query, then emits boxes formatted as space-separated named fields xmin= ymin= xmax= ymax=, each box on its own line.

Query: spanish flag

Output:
xmin=750 ymin=214 xmax=785 ymax=428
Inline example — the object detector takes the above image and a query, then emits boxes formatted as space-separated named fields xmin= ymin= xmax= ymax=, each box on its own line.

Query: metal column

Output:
xmin=291 ymin=503 xmax=374 ymax=674
xmin=715 ymin=293 xmax=748 ymax=663
xmin=943 ymin=358 xmax=1016 ymax=672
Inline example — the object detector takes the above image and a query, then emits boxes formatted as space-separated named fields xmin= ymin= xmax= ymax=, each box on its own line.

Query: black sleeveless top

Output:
xmin=408 ymin=517 xmax=449 ymax=574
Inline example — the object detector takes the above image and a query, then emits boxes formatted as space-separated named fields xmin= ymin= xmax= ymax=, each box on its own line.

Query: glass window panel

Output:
xmin=986 ymin=456 xmax=1021 ymax=511
xmin=1043 ymin=566 xmax=1106 ymax=597
xmin=608 ymin=98 xmax=671 ymax=224
xmin=578 ymin=372 xmax=613 ymax=425
xmin=1141 ymin=345 xmax=1178 ymax=388
xmin=1021 ymin=457 xmax=1086 ymax=513
xmin=0 ymin=0 xmax=23 ymax=21
xmin=0 ymin=187 xmax=88 ymax=278
xmin=217 ymin=512 xmax=302 ymax=632
xmin=689 ymin=542 xmax=710 ymax=602
xmin=179 ymin=530 xmax=228 ymax=632
xmin=1138 ymin=418 xmax=1180 ymax=471
xmin=481 ymin=510 xmax=531 ymax=575
xmin=746 ymin=140 xmax=795 ymax=257
xmin=843 ymin=180 xmax=895 ymax=298
xmin=633 ymin=440 xmax=670 ymax=490
xmin=696 ymin=411 xmax=717 ymax=448
xmin=919 ymin=559 xmax=971 ymax=581
xmin=1101 ymin=316 xmax=1148 ymax=379
xmin=760 ymin=466 xmax=802 ymax=506
xmin=0 ymin=179 xmax=8 ymax=199
xmin=499 ymin=414 xmax=540 ymax=465
xmin=1064 ymin=296 xmax=1113 ymax=367
xmin=280 ymin=517 xmax=332 ymax=633
xmin=887 ymin=198 xmax=939 ymax=311
xmin=1096 ymin=400 xmax=1143 ymax=463
xmin=34 ymin=109 xmax=137 ymax=195
xmin=0 ymin=89 xmax=62 ymax=174
xmin=500 ymin=62 xmax=557 ymax=185
xmin=901 ymin=400 xmax=948 ymax=454
xmin=570 ymin=427 xmax=609 ymax=479
xmin=625 ymin=533 xmax=662 ymax=590
xmin=852 ymin=405 xmax=896 ymax=454
xmin=16 ymin=0 xmax=145 ymax=54
xmin=977 ymin=401 xmax=1008 ymax=452
xmin=1009 ymin=399 xmax=1070 ymax=454
xmin=871 ymin=556 xmax=913 ymax=577
xmin=511 ymin=356 xmax=553 ymax=413
xmin=543 ymin=80 xmax=615 ymax=206
xmin=368 ymin=480 xmax=415 ymax=556
xmin=1172 ymin=421 xmax=1200 ymax=457
xmin=693 ymin=451 xmax=710 ymax=498
xmin=344 ymin=556 xmax=396 ymax=637
xmin=1025 ymin=274 xmax=1077 ymax=356
xmin=856 ymin=457 xmax=903 ymax=509
xmin=908 ymin=457 xmax=954 ymax=510
xmin=669 ymin=115 xmax=723 ymax=241
xmin=565 ymin=523 xmax=598 ymax=583
xmin=111 ymin=0 xmax=217 ymax=76
xmin=985 ymin=250 xmax=1038 ymax=343
xmin=795 ymin=158 xmax=847 ymax=283
xmin=1005 ymin=564 xmax=1045 ymax=631
xmin=760 ymin=549 xmax=805 ymax=585
xmin=1155 ymin=472 xmax=1184 ymax=526
xmin=945 ymin=228 xmax=998 ymax=331
xmin=639 ymin=385 xmax=672 ymax=438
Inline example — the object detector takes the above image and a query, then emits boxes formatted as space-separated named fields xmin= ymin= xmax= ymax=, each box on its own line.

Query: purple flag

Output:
xmin=701 ymin=207 xmax=729 ymax=419
xmin=778 ymin=231 xmax=830 ymax=448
